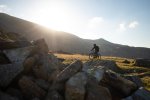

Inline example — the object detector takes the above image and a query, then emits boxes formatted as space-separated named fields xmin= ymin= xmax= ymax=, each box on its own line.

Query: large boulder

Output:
xmin=83 ymin=60 xmax=121 ymax=72
xmin=55 ymin=60 xmax=83 ymax=83
xmin=35 ymin=79 xmax=50 ymax=91
xmin=125 ymin=75 xmax=143 ymax=88
xmin=100 ymin=70 xmax=138 ymax=98
xmin=82 ymin=64 xmax=105 ymax=82
xmin=123 ymin=87 xmax=150 ymax=100
xmin=3 ymin=46 xmax=34 ymax=63
xmin=65 ymin=72 xmax=88 ymax=100
xmin=134 ymin=58 xmax=150 ymax=68
xmin=33 ymin=64 xmax=49 ymax=81
xmin=23 ymin=54 xmax=39 ymax=73
xmin=86 ymin=78 xmax=112 ymax=100
xmin=132 ymin=87 xmax=150 ymax=100
xmin=0 ymin=62 xmax=23 ymax=87
xmin=18 ymin=76 xmax=46 ymax=99
xmin=32 ymin=38 xmax=49 ymax=54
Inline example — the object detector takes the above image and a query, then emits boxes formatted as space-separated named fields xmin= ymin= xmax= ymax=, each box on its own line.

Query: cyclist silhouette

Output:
xmin=91 ymin=44 xmax=99 ymax=56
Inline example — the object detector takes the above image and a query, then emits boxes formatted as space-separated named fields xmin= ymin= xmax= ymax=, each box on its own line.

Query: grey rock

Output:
xmin=125 ymin=75 xmax=143 ymax=87
xmin=0 ymin=62 xmax=23 ymax=87
xmin=65 ymin=72 xmax=88 ymax=100
xmin=86 ymin=78 xmax=112 ymax=100
xmin=100 ymin=70 xmax=138 ymax=97
xmin=83 ymin=60 xmax=120 ymax=72
xmin=132 ymin=87 xmax=150 ymax=100
xmin=82 ymin=64 xmax=105 ymax=82
xmin=35 ymin=79 xmax=50 ymax=90
xmin=55 ymin=60 xmax=82 ymax=82
xmin=3 ymin=46 xmax=34 ymax=63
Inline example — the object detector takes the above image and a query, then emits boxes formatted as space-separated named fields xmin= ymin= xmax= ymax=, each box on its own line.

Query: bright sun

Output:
xmin=31 ymin=1 xmax=71 ymax=31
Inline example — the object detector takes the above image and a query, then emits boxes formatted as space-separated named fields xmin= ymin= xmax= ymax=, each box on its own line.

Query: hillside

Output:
xmin=0 ymin=13 xmax=150 ymax=59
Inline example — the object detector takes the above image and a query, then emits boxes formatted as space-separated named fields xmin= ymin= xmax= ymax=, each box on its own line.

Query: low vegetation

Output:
xmin=55 ymin=53 xmax=150 ymax=90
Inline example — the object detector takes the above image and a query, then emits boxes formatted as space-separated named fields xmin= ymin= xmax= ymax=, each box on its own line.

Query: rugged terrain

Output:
xmin=0 ymin=13 xmax=150 ymax=59
xmin=0 ymin=31 xmax=150 ymax=100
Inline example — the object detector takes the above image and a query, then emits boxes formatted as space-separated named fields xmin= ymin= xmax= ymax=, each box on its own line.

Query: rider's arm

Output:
xmin=91 ymin=47 xmax=94 ymax=51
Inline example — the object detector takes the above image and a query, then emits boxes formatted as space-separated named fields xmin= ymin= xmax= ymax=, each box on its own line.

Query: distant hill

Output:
xmin=0 ymin=13 xmax=150 ymax=59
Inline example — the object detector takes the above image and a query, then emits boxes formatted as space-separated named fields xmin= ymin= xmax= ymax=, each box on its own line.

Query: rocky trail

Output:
xmin=0 ymin=34 xmax=150 ymax=100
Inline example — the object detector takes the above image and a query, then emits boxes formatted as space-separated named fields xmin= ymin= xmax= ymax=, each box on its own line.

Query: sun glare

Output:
xmin=32 ymin=2 xmax=71 ymax=31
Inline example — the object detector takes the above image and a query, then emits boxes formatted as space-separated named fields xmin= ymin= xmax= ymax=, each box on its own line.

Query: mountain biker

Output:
xmin=91 ymin=44 xmax=99 ymax=56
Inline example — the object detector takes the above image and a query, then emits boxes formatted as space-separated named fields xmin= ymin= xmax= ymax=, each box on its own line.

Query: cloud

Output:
xmin=118 ymin=23 xmax=126 ymax=32
xmin=0 ymin=5 xmax=10 ymax=13
xmin=128 ymin=21 xmax=139 ymax=29
xmin=117 ymin=21 xmax=139 ymax=32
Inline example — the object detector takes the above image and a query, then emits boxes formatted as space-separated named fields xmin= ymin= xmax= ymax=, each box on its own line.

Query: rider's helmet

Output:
xmin=94 ymin=44 xmax=96 ymax=47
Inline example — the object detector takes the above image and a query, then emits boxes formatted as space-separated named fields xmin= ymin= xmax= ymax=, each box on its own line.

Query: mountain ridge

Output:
xmin=0 ymin=13 xmax=150 ymax=59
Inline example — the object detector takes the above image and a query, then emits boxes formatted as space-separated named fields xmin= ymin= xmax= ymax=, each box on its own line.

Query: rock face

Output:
xmin=65 ymin=72 xmax=88 ymax=100
xmin=134 ymin=58 xmax=150 ymax=68
xmin=0 ymin=62 xmax=23 ymax=87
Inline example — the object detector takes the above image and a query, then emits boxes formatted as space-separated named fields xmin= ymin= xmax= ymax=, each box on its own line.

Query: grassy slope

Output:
xmin=54 ymin=53 xmax=150 ymax=90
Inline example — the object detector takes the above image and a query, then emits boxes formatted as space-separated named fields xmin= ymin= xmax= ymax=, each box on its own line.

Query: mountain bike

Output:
xmin=89 ymin=51 xmax=101 ymax=60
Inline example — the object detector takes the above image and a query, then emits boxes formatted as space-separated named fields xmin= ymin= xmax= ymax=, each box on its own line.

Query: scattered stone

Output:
xmin=0 ymin=62 xmax=23 ymax=87
xmin=18 ymin=76 xmax=46 ymax=99
xmin=65 ymin=72 xmax=88 ymax=100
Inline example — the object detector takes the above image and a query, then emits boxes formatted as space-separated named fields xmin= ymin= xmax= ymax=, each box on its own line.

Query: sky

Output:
xmin=0 ymin=0 xmax=150 ymax=48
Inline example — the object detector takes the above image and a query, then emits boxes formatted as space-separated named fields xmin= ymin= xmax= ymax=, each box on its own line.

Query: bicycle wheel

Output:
xmin=89 ymin=53 xmax=94 ymax=59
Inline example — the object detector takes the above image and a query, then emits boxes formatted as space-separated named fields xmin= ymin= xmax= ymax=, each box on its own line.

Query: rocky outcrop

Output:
xmin=0 ymin=37 xmax=149 ymax=100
